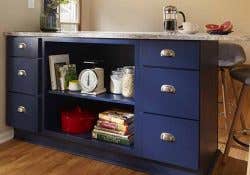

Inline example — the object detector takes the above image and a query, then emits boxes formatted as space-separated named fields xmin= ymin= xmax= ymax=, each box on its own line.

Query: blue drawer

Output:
xmin=7 ymin=57 xmax=40 ymax=95
xmin=7 ymin=37 xmax=39 ymax=58
xmin=141 ymin=40 xmax=199 ymax=69
xmin=7 ymin=93 xmax=39 ymax=132
xmin=141 ymin=113 xmax=199 ymax=170
xmin=140 ymin=67 xmax=199 ymax=120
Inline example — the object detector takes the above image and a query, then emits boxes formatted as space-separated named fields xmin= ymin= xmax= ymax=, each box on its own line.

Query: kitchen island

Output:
xmin=5 ymin=31 xmax=249 ymax=175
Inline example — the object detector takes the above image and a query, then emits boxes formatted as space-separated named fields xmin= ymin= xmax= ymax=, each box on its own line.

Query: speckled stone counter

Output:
xmin=5 ymin=31 xmax=250 ymax=41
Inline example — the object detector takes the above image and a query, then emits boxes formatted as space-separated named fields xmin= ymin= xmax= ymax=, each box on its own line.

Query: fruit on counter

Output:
xmin=205 ymin=21 xmax=233 ymax=35
xmin=205 ymin=24 xmax=221 ymax=31
xmin=220 ymin=21 xmax=233 ymax=32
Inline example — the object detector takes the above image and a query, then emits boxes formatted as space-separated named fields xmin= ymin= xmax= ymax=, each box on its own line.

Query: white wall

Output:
xmin=0 ymin=0 xmax=41 ymax=142
xmin=82 ymin=0 xmax=250 ymax=63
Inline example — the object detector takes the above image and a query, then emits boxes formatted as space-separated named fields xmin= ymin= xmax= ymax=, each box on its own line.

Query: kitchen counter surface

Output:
xmin=5 ymin=31 xmax=250 ymax=41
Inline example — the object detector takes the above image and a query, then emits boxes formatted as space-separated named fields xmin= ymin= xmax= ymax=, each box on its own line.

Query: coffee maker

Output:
xmin=163 ymin=5 xmax=186 ymax=32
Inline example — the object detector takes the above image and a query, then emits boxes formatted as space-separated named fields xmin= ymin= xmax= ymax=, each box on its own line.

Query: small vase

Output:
xmin=40 ymin=1 xmax=61 ymax=32
xmin=40 ymin=11 xmax=60 ymax=32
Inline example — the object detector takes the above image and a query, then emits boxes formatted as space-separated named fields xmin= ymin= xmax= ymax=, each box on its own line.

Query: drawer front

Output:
xmin=141 ymin=67 xmax=199 ymax=120
xmin=8 ymin=57 xmax=39 ymax=95
xmin=141 ymin=40 xmax=199 ymax=69
xmin=141 ymin=113 xmax=199 ymax=170
xmin=7 ymin=37 xmax=38 ymax=58
xmin=7 ymin=93 xmax=38 ymax=132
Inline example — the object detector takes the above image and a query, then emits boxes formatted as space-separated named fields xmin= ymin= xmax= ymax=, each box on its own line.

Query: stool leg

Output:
xmin=221 ymin=69 xmax=229 ymax=129
xmin=223 ymin=85 xmax=248 ymax=163
xmin=229 ymin=76 xmax=247 ymax=130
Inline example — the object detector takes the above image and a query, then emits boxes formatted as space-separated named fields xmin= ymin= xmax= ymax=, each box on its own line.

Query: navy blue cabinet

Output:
xmin=140 ymin=67 xmax=199 ymax=120
xmin=141 ymin=40 xmax=199 ymax=70
xmin=140 ymin=113 xmax=199 ymax=170
xmin=6 ymin=37 xmax=40 ymax=133
xmin=6 ymin=36 xmax=218 ymax=175
xmin=7 ymin=93 xmax=39 ymax=132
xmin=8 ymin=57 xmax=40 ymax=95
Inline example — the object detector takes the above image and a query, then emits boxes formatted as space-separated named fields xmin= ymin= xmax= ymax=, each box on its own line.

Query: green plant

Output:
xmin=46 ymin=0 xmax=71 ymax=10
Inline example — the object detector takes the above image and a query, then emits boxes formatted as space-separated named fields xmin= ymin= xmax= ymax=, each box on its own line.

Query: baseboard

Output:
xmin=0 ymin=127 xmax=14 ymax=144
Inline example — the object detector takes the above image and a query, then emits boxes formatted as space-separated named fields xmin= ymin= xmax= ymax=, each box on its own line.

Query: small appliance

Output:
xmin=163 ymin=5 xmax=186 ymax=32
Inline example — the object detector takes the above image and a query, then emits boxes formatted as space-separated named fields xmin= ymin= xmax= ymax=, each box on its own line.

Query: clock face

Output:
xmin=79 ymin=69 xmax=98 ymax=93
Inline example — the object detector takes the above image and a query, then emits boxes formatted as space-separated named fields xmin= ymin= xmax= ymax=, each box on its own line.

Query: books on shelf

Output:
xmin=92 ymin=130 xmax=133 ymax=146
xmin=92 ymin=110 xmax=134 ymax=146
xmin=99 ymin=110 xmax=134 ymax=125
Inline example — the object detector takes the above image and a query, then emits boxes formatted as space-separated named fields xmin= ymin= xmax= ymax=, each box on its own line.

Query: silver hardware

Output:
xmin=17 ymin=106 xmax=26 ymax=113
xmin=160 ymin=133 xmax=176 ymax=142
xmin=18 ymin=43 xmax=27 ymax=49
xmin=160 ymin=49 xmax=176 ymax=57
xmin=161 ymin=85 xmax=176 ymax=94
xmin=17 ymin=70 xmax=27 ymax=77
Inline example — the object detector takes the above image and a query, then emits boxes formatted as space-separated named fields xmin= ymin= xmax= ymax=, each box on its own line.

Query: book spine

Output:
xmin=93 ymin=129 xmax=132 ymax=139
xmin=94 ymin=126 xmax=128 ymax=135
xmin=97 ymin=120 xmax=129 ymax=132
xmin=99 ymin=113 xmax=125 ymax=125
xmin=92 ymin=131 xmax=132 ymax=146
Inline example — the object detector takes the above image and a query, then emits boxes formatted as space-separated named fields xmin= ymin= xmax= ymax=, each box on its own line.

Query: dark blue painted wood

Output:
xmin=7 ymin=93 xmax=39 ymax=132
xmin=140 ymin=113 xmax=199 ymax=170
xmin=140 ymin=67 xmax=199 ymax=120
xmin=141 ymin=40 xmax=200 ymax=70
xmin=6 ymin=36 xmax=219 ymax=175
xmin=15 ymin=129 xmax=200 ymax=175
xmin=7 ymin=37 xmax=39 ymax=58
xmin=48 ymin=90 xmax=135 ymax=106
xmin=8 ymin=57 xmax=39 ymax=95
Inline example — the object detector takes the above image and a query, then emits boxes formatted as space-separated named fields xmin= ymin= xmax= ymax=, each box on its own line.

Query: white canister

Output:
xmin=122 ymin=66 xmax=135 ymax=98
xmin=110 ymin=70 xmax=123 ymax=94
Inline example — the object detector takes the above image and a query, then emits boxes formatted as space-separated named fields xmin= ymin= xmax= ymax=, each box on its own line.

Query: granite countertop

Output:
xmin=5 ymin=31 xmax=250 ymax=41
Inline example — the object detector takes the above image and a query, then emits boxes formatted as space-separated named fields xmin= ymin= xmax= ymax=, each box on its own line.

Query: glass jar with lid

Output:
xmin=122 ymin=66 xmax=135 ymax=98
xmin=110 ymin=69 xmax=123 ymax=94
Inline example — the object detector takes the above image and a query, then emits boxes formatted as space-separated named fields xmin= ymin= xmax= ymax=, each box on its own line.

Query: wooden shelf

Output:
xmin=48 ymin=90 xmax=135 ymax=106
xmin=43 ymin=129 xmax=134 ymax=155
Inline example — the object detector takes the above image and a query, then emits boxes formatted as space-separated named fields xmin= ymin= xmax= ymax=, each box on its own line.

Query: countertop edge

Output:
xmin=4 ymin=31 xmax=250 ymax=41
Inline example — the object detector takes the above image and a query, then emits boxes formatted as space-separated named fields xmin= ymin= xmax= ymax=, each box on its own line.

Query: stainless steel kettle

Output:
xmin=163 ymin=5 xmax=186 ymax=31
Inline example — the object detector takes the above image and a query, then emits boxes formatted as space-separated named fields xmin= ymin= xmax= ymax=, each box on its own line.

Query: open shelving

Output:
xmin=43 ymin=40 xmax=136 ymax=152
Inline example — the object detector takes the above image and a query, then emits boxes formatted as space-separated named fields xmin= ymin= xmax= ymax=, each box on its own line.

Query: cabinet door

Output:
xmin=140 ymin=67 xmax=199 ymax=120
xmin=140 ymin=113 xmax=199 ymax=170
xmin=7 ymin=93 xmax=39 ymax=132
xmin=7 ymin=37 xmax=39 ymax=58
xmin=141 ymin=40 xmax=199 ymax=70
xmin=7 ymin=57 xmax=40 ymax=95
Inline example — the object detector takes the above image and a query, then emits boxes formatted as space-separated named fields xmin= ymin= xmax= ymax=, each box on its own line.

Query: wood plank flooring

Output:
xmin=0 ymin=139 xmax=247 ymax=175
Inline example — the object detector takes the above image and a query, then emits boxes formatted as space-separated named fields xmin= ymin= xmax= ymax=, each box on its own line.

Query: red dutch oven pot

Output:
xmin=61 ymin=107 xmax=96 ymax=134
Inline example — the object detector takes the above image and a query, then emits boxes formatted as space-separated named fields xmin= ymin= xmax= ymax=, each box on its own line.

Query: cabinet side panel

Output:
xmin=199 ymin=41 xmax=219 ymax=174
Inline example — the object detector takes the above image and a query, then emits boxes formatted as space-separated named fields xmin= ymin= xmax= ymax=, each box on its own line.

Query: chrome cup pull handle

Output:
xmin=17 ymin=106 xmax=26 ymax=113
xmin=160 ymin=49 xmax=176 ymax=57
xmin=18 ymin=43 xmax=27 ymax=49
xmin=160 ymin=133 xmax=176 ymax=143
xmin=17 ymin=70 xmax=27 ymax=77
xmin=161 ymin=85 xmax=176 ymax=94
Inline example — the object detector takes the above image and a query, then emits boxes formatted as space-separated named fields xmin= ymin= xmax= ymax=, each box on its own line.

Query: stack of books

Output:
xmin=92 ymin=110 xmax=134 ymax=146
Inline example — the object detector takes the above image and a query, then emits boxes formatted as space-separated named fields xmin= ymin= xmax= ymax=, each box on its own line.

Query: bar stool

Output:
xmin=223 ymin=65 xmax=250 ymax=162
xmin=218 ymin=43 xmax=246 ymax=130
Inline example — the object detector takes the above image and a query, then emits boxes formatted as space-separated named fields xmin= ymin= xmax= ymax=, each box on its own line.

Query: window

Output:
xmin=60 ymin=0 xmax=80 ymax=31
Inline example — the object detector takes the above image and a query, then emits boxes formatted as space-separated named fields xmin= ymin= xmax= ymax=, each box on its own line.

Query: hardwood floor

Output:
xmin=0 ymin=139 xmax=247 ymax=175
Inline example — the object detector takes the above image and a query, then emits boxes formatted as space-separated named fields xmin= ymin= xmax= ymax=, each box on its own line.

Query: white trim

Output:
xmin=0 ymin=127 xmax=14 ymax=144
